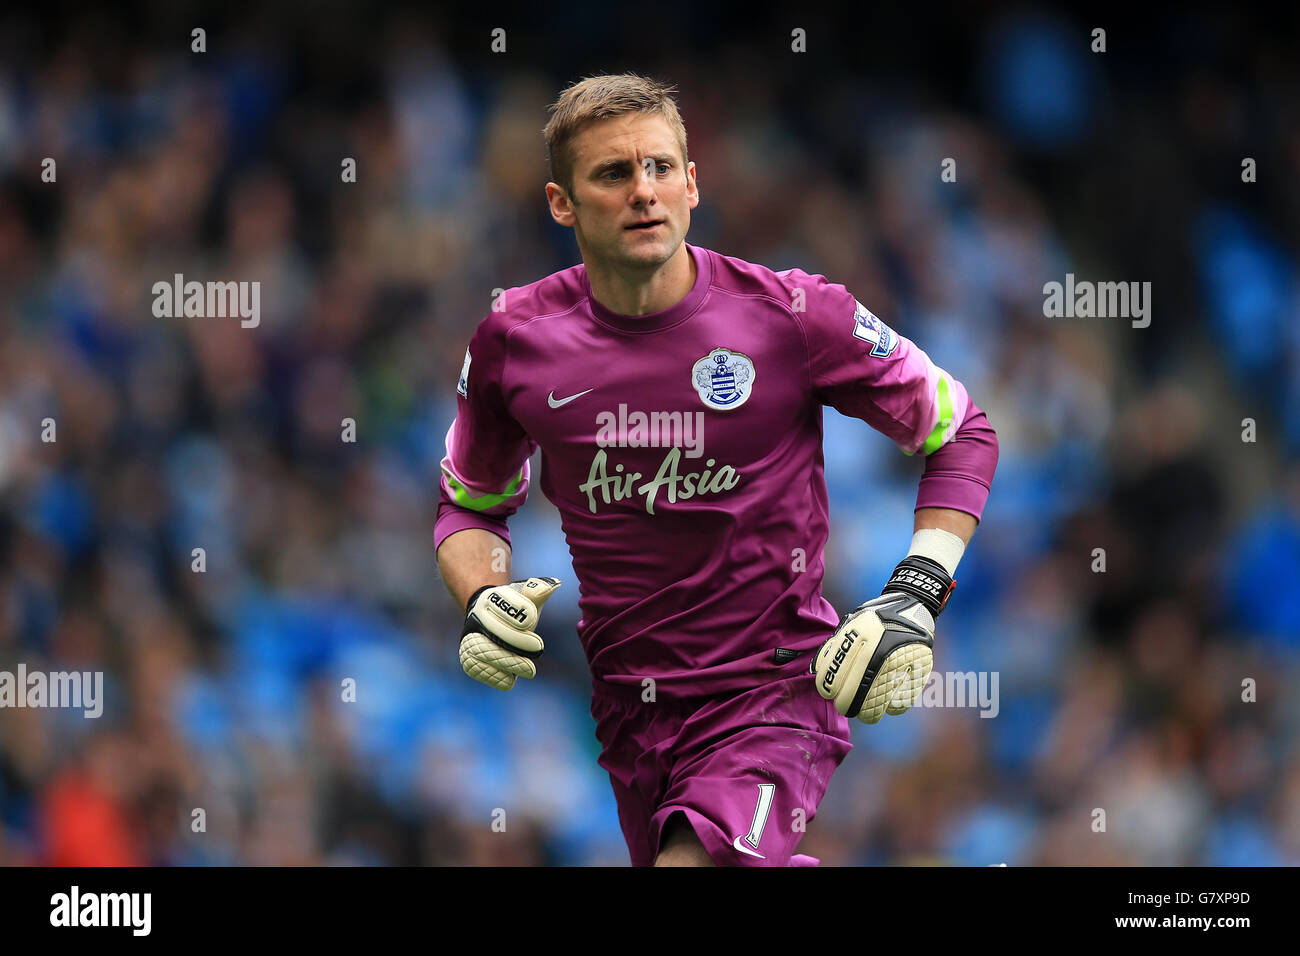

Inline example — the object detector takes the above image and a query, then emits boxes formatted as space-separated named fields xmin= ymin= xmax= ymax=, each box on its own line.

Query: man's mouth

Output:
xmin=625 ymin=220 xmax=663 ymax=231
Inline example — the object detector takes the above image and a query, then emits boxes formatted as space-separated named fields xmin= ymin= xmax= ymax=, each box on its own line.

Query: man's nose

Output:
xmin=630 ymin=161 xmax=656 ymax=203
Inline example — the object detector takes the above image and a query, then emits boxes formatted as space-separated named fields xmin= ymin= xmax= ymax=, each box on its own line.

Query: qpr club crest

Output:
xmin=692 ymin=347 xmax=755 ymax=410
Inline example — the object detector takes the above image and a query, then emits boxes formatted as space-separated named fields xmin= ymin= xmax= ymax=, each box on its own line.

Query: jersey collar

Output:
xmin=583 ymin=242 xmax=712 ymax=334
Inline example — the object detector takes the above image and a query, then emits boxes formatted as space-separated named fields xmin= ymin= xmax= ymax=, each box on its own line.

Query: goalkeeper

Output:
xmin=435 ymin=73 xmax=997 ymax=866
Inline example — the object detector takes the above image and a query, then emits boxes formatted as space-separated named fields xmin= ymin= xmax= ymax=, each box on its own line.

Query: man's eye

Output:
xmin=656 ymin=163 xmax=670 ymax=175
xmin=603 ymin=169 xmax=622 ymax=180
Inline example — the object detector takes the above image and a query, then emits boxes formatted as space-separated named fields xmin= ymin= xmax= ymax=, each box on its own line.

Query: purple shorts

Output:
xmin=590 ymin=671 xmax=853 ymax=866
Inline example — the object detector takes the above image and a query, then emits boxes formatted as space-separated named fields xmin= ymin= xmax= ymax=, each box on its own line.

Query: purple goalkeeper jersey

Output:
xmin=435 ymin=243 xmax=998 ymax=698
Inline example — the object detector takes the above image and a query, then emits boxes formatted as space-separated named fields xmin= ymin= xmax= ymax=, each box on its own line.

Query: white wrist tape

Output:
xmin=907 ymin=528 xmax=966 ymax=578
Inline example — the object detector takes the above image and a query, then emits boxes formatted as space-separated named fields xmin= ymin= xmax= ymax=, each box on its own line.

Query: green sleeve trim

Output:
xmin=918 ymin=374 xmax=955 ymax=456
xmin=443 ymin=466 xmax=525 ymax=512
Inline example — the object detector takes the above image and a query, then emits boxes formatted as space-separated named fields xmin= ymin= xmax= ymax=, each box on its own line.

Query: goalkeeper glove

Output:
xmin=459 ymin=576 xmax=562 ymax=691
xmin=812 ymin=556 xmax=955 ymax=724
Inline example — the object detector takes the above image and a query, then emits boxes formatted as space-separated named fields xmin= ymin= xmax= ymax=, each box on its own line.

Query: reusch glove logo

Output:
xmin=821 ymin=631 xmax=857 ymax=689
xmin=488 ymin=591 xmax=527 ymax=622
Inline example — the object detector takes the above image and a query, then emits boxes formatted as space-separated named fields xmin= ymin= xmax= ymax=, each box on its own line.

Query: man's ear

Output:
xmin=686 ymin=162 xmax=700 ymax=209
xmin=546 ymin=182 xmax=577 ymax=227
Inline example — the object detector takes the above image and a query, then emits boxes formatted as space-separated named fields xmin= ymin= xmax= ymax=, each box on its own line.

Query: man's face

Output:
xmin=547 ymin=113 xmax=698 ymax=271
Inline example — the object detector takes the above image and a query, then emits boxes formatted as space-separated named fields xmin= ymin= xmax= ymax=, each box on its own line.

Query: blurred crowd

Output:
xmin=1 ymin=7 xmax=1298 ymax=865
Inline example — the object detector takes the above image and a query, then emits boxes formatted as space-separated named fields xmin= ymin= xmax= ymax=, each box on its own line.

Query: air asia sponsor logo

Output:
xmin=595 ymin=404 xmax=705 ymax=459
xmin=579 ymin=447 xmax=740 ymax=515
xmin=1042 ymin=273 xmax=1151 ymax=328
xmin=50 ymin=886 xmax=151 ymax=936
xmin=0 ymin=665 xmax=103 ymax=718
xmin=152 ymin=273 xmax=261 ymax=328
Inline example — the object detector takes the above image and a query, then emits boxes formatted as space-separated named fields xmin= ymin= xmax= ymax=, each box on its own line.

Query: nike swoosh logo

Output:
xmin=547 ymin=388 xmax=594 ymax=408
xmin=732 ymin=835 xmax=766 ymax=859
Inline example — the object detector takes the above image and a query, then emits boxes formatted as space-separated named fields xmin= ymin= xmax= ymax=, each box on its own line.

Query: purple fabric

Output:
xmin=436 ymin=242 xmax=998 ymax=697
xmin=590 ymin=672 xmax=852 ymax=866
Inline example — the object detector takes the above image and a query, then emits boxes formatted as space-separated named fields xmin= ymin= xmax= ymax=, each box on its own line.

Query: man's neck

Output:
xmin=585 ymin=244 xmax=696 ymax=317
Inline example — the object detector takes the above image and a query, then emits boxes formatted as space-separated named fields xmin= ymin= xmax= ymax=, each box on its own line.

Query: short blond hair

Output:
xmin=543 ymin=73 xmax=688 ymax=199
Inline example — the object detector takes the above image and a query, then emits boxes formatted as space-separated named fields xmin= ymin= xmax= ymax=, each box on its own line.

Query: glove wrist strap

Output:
xmin=882 ymin=555 xmax=955 ymax=617
xmin=464 ymin=584 xmax=492 ymax=615
xmin=461 ymin=584 xmax=496 ymax=640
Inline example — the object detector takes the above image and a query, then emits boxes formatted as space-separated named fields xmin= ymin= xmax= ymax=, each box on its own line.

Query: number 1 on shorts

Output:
xmin=742 ymin=783 xmax=775 ymax=851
